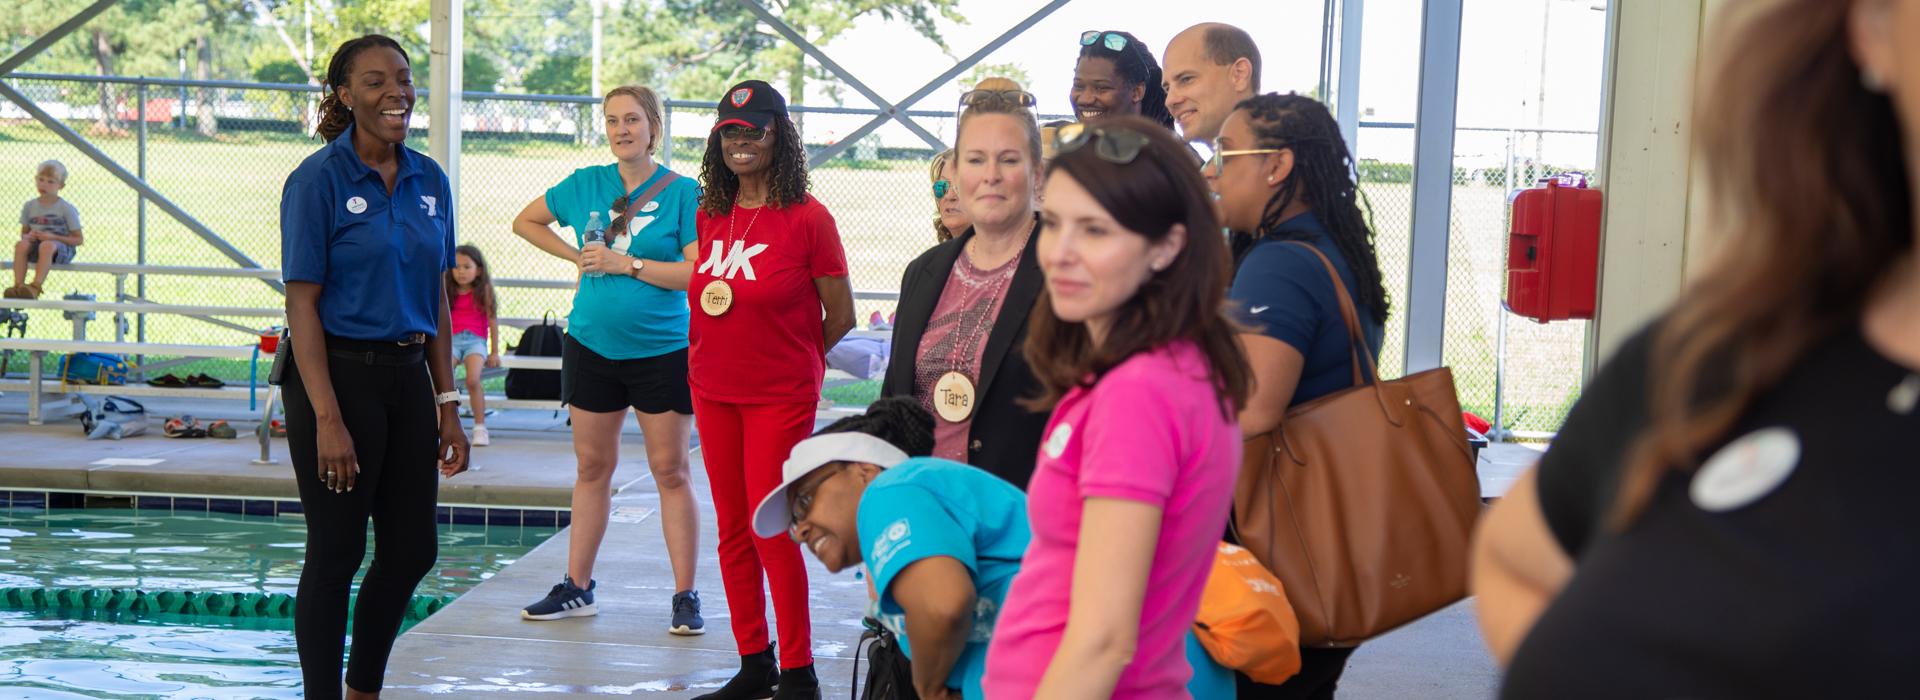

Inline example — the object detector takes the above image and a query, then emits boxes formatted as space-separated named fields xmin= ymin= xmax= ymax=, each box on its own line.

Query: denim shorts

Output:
xmin=25 ymin=240 xmax=76 ymax=265
xmin=450 ymin=331 xmax=488 ymax=361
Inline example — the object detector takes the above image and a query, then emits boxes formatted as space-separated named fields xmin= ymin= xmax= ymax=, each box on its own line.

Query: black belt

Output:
xmin=325 ymin=334 xmax=428 ymax=366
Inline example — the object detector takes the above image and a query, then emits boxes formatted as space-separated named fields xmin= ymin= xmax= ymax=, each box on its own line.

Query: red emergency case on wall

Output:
xmin=1505 ymin=174 xmax=1602 ymax=323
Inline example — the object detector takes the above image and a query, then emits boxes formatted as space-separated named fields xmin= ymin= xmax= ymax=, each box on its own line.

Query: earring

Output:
xmin=1863 ymin=67 xmax=1887 ymax=93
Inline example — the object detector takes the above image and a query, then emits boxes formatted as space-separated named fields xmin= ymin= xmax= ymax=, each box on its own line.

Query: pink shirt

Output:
xmin=915 ymin=250 xmax=1020 ymax=461
xmin=451 ymin=290 xmax=488 ymax=338
xmin=983 ymin=341 xmax=1240 ymax=699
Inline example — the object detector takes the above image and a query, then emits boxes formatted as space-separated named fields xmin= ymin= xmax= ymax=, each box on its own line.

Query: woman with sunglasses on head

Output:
xmin=279 ymin=34 xmax=470 ymax=699
xmin=507 ymin=85 xmax=705 ymax=633
xmin=928 ymin=149 xmax=968 ymax=244
xmin=689 ymin=79 xmax=854 ymax=700
xmin=985 ymin=115 xmax=1250 ymax=700
xmin=1475 ymin=2 xmax=1920 ymax=697
xmin=1206 ymin=93 xmax=1388 ymax=699
xmin=1072 ymin=30 xmax=1174 ymax=129
xmin=882 ymin=79 xmax=1051 ymax=489
xmin=749 ymin=397 xmax=1029 ymax=700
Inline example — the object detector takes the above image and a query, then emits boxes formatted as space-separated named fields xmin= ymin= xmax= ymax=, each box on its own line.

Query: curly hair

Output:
xmin=1077 ymin=31 xmax=1173 ymax=129
xmin=816 ymin=396 xmax=935 ymax=457
xmin=698 ymin=113 xmax=810 ymax=216
xmin=315 ymin=35 xmax=410 ymax=143
xmin=1237 ymin=93 xmax=1389 ymax=324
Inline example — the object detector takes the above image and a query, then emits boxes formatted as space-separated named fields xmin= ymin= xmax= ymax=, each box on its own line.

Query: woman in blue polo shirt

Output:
xmin=508 ymin=85 xmax=705 ymax=632
xmin=278 ymin=34 xmax=470 ymax=699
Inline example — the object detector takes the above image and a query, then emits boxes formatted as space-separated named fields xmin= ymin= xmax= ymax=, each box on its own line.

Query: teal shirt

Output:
xmin=858 ymin=458 xmax=1030 ymax=700
xmin=543 ymin=163 xmax=700 ymax=360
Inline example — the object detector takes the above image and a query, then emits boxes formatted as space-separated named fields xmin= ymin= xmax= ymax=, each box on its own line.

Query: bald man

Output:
xmin=1162 ymin=23 xmax=1261 ymax=144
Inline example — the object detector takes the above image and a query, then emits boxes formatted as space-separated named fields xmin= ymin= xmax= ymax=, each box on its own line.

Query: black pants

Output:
xmin=284 ymin=343 xmax=439 ymax=696
xmin=1237 ymin=646 xmax=1357 ymax=699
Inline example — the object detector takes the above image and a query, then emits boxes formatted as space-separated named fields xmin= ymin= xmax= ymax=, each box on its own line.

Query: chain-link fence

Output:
xmin=2 ymin=73 xmax=1590 ymax=434
xmin=1356 ymin=124 xmax=1597 ymax=437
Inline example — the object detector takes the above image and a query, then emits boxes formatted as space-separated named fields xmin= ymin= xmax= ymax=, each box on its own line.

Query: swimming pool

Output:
xmin=0 ymin=506 xmax=558 ymax=698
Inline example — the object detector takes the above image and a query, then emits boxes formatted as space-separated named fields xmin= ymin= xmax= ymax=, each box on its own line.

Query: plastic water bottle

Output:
xmin=583 ymin=211 xmax=608 ymax=278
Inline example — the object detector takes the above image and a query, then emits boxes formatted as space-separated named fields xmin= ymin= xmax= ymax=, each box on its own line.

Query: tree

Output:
xmin=605 ymin=0 xmax=965 ymax=136
xmin=522 ymin=53 xmax=589 ymax=96
xmin=464 ymin=52 xmax=502 ymax=93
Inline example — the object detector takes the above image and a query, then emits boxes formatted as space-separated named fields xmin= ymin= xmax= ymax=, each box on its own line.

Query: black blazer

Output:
xmin=883 ymin=219 xmax=1049 ymax=489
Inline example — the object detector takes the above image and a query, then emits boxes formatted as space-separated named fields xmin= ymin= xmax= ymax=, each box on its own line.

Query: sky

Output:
xmin=731 ymin=0 xmax=1610 ymax=167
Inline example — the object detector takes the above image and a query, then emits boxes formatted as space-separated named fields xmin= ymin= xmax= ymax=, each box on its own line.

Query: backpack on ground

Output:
xmin=60 ymin=352 xmax=131 ymax=386
xmin=79 ymin=395 xmax=148 ymax=439
xmin=505 ymin=313 xmax=563 ymax=401
xmin=851 ymin=617 xmax=918 ymax=700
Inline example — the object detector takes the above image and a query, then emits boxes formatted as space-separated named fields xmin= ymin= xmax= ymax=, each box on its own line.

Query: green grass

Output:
xmin=1 ymin=120 xmax=1589 ymax=432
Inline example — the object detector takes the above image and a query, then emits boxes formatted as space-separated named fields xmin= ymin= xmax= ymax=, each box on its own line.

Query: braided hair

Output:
xmin=698 ymin=113 xmax=811 ymax=216
xmin=1239 ymin=93 xmax=1389 ymax=323
xmin=816 ymin=396 xmax=935 ymax=457
xmin=315 ymin=35 xmax=409 ymax=143
xmin=1078 ymin=31 xmax=1173 ymax=129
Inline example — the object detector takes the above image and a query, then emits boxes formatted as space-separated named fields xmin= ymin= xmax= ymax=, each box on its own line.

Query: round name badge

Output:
xmin=1043 ymin=422 xmax=1074 ymax=460
xmin=345 ymin=196 xmax=367 ymax=214
xmin=1689 ymin=427 xmax=1801 ymax=513
xmin=699 ymin=280 xmax=734 ymax=316
xmin=933 ymin=371 xmax=977 ymax=423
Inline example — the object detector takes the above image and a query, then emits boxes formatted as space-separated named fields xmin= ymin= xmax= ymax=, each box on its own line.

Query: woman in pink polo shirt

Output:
xmin=984 ymin=115 xmax=1249 ymax=699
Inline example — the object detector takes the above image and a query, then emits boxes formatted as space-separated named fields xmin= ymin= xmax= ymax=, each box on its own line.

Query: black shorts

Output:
xmin=560 ymin=336 xmax=694 ymax=415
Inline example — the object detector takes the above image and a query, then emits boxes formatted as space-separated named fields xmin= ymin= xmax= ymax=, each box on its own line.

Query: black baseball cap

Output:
xmin=713 ymin=80 xmax=788 ymax=132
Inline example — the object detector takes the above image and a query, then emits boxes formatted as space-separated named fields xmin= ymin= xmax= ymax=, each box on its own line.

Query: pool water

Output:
xmin=0 ymin=508 xmax=558 ymax=698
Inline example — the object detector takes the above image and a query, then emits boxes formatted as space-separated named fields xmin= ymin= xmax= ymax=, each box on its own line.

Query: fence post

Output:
xmin=662 ymin=98 xmax=673 ymax=168
xmin=136 ymin=79 xmax=148 ymax=366
xmin=1491 ymin=129 xmax=1516 ymax=442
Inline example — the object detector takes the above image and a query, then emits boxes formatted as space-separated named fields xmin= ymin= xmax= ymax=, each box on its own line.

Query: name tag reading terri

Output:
xmin=934 ymin=371 xmax=976 ymax=422
xmin=700 ymin=280 xmax=734 ymax=316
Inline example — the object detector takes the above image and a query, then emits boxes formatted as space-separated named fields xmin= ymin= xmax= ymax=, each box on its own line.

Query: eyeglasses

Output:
xmin=1053 ymin=122 xmax=1153 ymax=165
xmin=1080 ymin=30 xmax=1129 ymax=52
xmin=958 ymin=89 xmax=1037 ymax=111
xmin=784 ymin=463 xmax=848 ymax=538
xmin=932 ymin=178 xmax=952 ymax=199
xmin=1205 ymin=136 xmax=1287 ymax=179
xmin=720 ymin=124 xmax=770 ymax=142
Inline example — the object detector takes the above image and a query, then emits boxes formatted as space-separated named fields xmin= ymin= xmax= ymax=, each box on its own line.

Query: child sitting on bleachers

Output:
xmin=448 ymin=244 xmax=501 ymax=446
xmin=8 ymin=160 xmax=85 ymax=300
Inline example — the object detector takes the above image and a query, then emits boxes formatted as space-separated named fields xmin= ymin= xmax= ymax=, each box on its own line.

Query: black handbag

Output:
xmin=851 ymin=617 xmax=919 ymax=700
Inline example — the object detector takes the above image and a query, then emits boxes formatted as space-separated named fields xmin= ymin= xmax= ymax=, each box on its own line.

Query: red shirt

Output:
xmin=689 ymin=194 xmax=848 ymax=404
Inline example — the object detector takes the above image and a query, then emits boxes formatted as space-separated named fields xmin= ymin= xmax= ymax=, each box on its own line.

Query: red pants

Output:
xmin=694 ymin=395 xmax=815 ymax=669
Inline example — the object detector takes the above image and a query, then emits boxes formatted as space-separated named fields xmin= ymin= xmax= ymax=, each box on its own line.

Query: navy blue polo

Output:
xmin=280 ymin=123 xmax=455 ymax=342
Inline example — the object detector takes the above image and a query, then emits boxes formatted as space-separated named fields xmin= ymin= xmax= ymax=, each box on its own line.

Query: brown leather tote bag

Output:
xmin=1231 ymin=242 xmax=1481 ymax=648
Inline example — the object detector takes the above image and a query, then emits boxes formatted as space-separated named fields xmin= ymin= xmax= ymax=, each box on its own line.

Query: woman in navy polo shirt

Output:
xmin=508 ymin=84 xmax=705 ymax=632
xmin=278 ymin=34 xmax=470 ymax=699
xmin=1207 ymin=93 xmax=1388 ymax=699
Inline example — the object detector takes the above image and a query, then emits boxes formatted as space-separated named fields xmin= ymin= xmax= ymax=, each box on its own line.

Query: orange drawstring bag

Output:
xmin=1193 ymin=542 xmax=1302 ymax=684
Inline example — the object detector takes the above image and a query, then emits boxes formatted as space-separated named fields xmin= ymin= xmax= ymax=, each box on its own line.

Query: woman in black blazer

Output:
xmin=882 ymin=86 xmax=1049 ymax=488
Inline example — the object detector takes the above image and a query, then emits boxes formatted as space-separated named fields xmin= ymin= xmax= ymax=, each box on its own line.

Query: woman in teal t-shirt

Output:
xmin=508 ymin=85 xmax=705 ymax=633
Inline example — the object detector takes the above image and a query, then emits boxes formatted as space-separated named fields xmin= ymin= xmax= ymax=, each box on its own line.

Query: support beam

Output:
xmin=1586 ymin=0 xmax=1709 ymax=372
xmin=736 ymin=0 xmax=949 ymax=153
xmin=1334 ymin=0 xmax=1365 ymax=153
xmin=1403 ymin=0 xmax=1464 ymax=373
xmin=0 ymin=0 xmax=118 ymax=76
xmin=803 ymin=0 xmax=1073 ymax=166
xmin=428 ymin=0 xmax=462 ymax=208
xmin=0 ymin=80 xmax=282 ymax=294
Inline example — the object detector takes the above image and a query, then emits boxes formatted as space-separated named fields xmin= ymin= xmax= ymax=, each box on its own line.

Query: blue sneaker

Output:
xmin=521 ymin=575 xmax=596 ymax=620
xmin=671 ymin=590 xmax=705 ymax=636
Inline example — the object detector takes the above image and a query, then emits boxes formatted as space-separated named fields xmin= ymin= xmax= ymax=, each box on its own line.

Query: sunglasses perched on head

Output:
xmin=1052 ymin=122 xmax=1153 ymax=164
xmin=720 ymin=124 xmax=770 ymax=142
xmin=958 ymin=89 xmax=1037 ymax=111
xmin=1080 ymin=30 xmax=1129 ymax=52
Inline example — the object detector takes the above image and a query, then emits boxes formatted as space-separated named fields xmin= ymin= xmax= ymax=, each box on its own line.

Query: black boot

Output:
xmin=772 ymin=663 xmax=820 ymax=700
xmin=692 ymin=646 xmax=778 ymax=700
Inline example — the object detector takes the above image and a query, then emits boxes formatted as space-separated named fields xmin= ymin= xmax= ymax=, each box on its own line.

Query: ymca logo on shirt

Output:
xmin=697 ymin=239 xmax=769 ymax=281
xmin=420 ymin=195 xmax=437 ymax=217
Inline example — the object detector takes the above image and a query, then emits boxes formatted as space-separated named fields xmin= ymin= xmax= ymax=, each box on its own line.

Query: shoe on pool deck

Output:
xmin=671 ymin=589 xmax=705 ymax=635
xmin=472 ymin=425 xmax=490 ymax=447
xmin=521 ymin=575 xmax=596 ymax=620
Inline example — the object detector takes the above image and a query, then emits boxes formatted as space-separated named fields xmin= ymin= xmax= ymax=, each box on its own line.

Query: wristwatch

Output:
xmin=435 ymin=391 xmax=461 ymax=407
xmin=629 ymin=257 xmax=646 ymax=278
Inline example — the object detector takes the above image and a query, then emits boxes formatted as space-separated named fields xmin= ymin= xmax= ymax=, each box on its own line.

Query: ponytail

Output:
xmin=315 ymin=34 xmax=410 ymax=142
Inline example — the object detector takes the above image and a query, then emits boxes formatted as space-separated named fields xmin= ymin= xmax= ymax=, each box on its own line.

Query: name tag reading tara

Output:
xmin=700 ymin=280 xmax=734 ymax=316
xmin=934 ymin=371 xmax=976 ymax=422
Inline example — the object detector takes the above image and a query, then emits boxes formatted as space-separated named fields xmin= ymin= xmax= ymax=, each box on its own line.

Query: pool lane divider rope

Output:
xmin=0 ymin=586 xmax=458 ymax=622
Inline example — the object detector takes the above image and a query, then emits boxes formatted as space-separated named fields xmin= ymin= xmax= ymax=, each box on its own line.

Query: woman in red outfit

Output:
xmin=689 ymin=79 xmax=856 ymax=700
